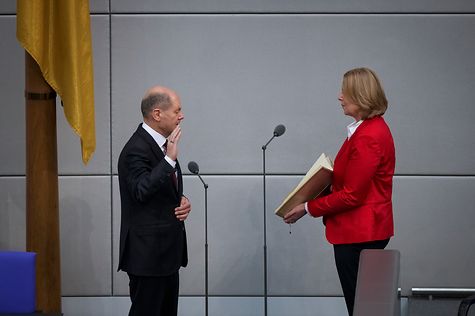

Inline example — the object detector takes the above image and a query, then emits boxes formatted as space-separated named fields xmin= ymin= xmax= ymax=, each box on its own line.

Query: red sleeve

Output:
xmin=307 ymin=134 xmax=382 ymax=217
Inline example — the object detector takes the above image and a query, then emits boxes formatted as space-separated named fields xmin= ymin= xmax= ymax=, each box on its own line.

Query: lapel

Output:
xmin=335 ymin=119 xmax=368 ymax=164
xmin=135 ymin=124 xmax=165 ymax=161
xmin=348 ymin=119 xmax=367 ymax=142
xmin=136 ymin=124 xmax=182 ymax=197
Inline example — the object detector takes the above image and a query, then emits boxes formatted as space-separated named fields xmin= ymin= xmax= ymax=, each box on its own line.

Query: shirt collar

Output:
xmin=347 ymin=120 xmax=363 ymax=139
xmin=142 ymin=122 xmax=167 ymax=149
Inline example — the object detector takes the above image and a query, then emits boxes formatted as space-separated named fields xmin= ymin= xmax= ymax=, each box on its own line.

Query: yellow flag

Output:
xmin=17 ymin=0 xmax=96 ymax=164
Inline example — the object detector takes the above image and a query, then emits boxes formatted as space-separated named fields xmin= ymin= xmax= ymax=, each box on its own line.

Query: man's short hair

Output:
xmin=141 ymin=92 xmax=172 ymax=118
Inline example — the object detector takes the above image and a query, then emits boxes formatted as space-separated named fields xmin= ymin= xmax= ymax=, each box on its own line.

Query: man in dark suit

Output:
xmin=118 ymin=85 xmax=191 ymax=316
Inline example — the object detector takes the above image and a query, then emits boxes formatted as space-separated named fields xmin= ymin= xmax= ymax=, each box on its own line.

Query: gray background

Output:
xmin=1 ymin=0 xmax=474 ymax=315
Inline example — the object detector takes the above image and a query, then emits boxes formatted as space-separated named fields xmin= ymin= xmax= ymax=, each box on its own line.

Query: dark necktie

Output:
xmin=163 ymin=140 xmax=178 ymax=189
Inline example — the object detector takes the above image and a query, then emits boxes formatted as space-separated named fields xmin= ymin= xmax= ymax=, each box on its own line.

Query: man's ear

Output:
xmin=152 ymin=108 xmax=161 ymax=121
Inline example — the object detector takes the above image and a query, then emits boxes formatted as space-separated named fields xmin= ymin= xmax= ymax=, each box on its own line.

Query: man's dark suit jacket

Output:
xmin=118 ymin=124 xmax=188 ymax=276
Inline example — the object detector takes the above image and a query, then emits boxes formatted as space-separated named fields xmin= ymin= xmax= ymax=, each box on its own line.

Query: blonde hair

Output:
xmin=342 ymin=67 xmax=388 ymax=119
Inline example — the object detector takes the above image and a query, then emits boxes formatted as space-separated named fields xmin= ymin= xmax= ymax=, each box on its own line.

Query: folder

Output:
xmin=275 ymin=153 xmax=333 ymax=218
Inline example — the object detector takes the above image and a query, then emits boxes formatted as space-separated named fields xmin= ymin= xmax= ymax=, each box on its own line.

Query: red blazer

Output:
xmin=307 ymin=116 xmax=395 ymax=244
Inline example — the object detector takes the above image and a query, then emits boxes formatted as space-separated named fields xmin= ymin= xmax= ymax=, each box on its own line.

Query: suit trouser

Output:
xmin=127 ymin=272 xmax=179 ymax=316
xmin=333 ymin=238 xmax=390 ymax=316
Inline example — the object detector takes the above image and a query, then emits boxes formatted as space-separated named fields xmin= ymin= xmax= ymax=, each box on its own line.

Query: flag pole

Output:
xmin=25 ymin=51 xmax=62 ymax=314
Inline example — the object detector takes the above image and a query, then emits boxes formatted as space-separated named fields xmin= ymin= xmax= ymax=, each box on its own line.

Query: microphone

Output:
xmin=273 ymin=124 xmax=286 ymax=137
xmin=188 ymin=161 xmax=199 ymax=175
xmin=188 ymin=161 xmax=208 ymax=189
xmin=263 ymin=124 xmax=286 ymax=150
xmin=187 ymin=160 xmax=209 ymax=316
xmin=260 ymin=123 xmax=286 ymax=316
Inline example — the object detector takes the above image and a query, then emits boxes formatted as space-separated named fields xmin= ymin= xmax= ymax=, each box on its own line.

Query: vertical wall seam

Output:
xmin=108 ymin=0 xmax=114 ymax=297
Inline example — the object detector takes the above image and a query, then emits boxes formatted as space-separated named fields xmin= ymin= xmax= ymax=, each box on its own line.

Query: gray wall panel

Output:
xmin=112 ymin=176 xmax=130 ymax=295
xmin=0 ymin=0 xmax=15 ymax=14
xmin=269 ymin=297 xmax=348 ymax=316
xmin=111 ymin=15 xmax=475 ymax=175
xmin=0 ymin=176 xmax=113 ymax=295
xmin=0 ymin=17 xmax=26 ymax=175
xmin=0 ymin=16 xmax=111 ymax=175
xmin=90 ymin=0 xmax=110 ymax=13
xmin=391 ymin=176 xmax=475 ymax=296
xmin=111 ymin=0 xmax=475 ymax=13
xmin=59 ymin=176 xmax=112 ymax=296
xmin=206 ymin=176 xmax=264 ymax=295
xmin=4 ymin=0 xmax=475 ymax=14
xmin=0 ymin=177 xmax=26 ymax=250
xmin=209 ymin=297 xmax=263 ymax=316
xmin=112 ymin=176 xmax=128 ymax=294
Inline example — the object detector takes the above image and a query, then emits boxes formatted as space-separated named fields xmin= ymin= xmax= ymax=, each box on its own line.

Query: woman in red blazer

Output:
xmin=284 ymin=67 xmax=395 ymax=316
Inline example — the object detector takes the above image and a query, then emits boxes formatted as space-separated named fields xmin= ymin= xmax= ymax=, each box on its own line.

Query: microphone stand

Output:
xmin=196 ymin=173 xmax=209 ymax=316
xmin=261 ymin=134 xmax=277 ymax=316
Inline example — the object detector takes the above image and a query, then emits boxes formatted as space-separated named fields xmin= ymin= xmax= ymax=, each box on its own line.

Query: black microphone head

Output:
xmin=188 ymin=161 xmax=200 ymax=174
xmin=273 ymin=124 xmax=286 ymax=137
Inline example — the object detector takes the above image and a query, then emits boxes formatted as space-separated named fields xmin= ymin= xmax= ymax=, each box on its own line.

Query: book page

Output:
xmin=275 ymin=153 xmax=333 ymax=218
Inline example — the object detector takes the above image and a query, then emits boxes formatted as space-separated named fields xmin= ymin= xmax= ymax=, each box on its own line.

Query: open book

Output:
xmin=275 ymin=153 xmax=334 ymax=218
